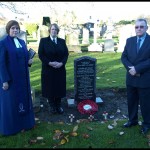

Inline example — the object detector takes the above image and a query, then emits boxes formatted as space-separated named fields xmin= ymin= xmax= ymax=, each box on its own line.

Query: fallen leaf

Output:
xmin=62 ymin=130 xmax=70 ymax=133
xmin=37 ymin=136 xmax=44 ymax=140
xmin=60 ymin=138 xmax=67 ymax=145
xmin=70 ymin=132 xmax=78 ymax=136
xmin=119 ymin=131 xmax=124 ymax=135
xmin=53 ymin=132 xmax=64 ymax=140
xmin=112 ymin=119 xmax=117 ymax=126
xmin=73 ymin=125 xmax=78 ymax=132
xmin=87 ymin=126 xmax=93 ymax=131
xmin=28 ymin=139 xmax=37 ymax=144
xmin=82 ymin=133 xmax=89 ymax=138
xmin=108 ymin=125 xmax=113 ymax=129
xmin=64 ymin=135 xmax=69 ymax=142
xmin=54 ymin=129 xmax=61 ymax=133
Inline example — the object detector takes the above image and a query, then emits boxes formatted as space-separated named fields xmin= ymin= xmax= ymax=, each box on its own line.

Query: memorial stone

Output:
xmin=82 ymin=28 xmax=89 ymax=44
xmin=74 ymin=56 xmax=96 ymax=103
xmin=104 ymin=39 xmax=114 ymax=52
xmin=0 ymin=26 xmax=27 ymax=44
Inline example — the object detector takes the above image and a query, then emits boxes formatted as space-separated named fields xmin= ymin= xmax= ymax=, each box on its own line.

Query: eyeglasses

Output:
xmin=135 ymin=26 xmax=145 ymax=29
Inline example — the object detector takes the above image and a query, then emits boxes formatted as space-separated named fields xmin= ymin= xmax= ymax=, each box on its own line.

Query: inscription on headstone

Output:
xmin=74 ymin=56 xmax=96 ymax=103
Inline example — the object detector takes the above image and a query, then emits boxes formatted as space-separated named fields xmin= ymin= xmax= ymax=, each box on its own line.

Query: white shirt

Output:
xmin=50 ymin=36 xmax=57 ymax=44
xmin=14 ymin=37 xmax=22 ymax=48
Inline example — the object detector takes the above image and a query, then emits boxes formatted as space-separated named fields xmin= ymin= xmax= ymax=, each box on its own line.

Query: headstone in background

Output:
xmin=118 ymin=24 xmax=135 ymax=52
xmin=82 ymin=28 xmax=89 ymax=44
xmin=0 ymin=26 xmax=7 ymax=41
xmin=58 ymin=28 xmax=65 ymax=40
xmin=104 ymin=39 xmax=114 ymax=52
xmin=37 ymin=25 xmax=49 ymax=43
xmin=0 ymin=25 xmax=27 ymax=44
xmin=67 ymin=31 xmax=79 ymax=45
xmin=39 ymin=25 xmax=49 ymax=38
xmin=74 ymin=56 xmax=96 ymax=103
xmin=66 ymin=30 xmax=81 ymax=53
xmin=42 ymin=16 xmax=51 ymax=27
xmin=18 ymin=30 xmax=27 ymax=44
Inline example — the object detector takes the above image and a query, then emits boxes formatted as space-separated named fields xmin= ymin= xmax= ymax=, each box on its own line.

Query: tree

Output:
xmin=0 ymin=2 xmax=26 ymax=14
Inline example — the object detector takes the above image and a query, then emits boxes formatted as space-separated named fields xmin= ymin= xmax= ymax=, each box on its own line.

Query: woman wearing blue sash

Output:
xmin=0 ymin=20 xmax=35 ymax=136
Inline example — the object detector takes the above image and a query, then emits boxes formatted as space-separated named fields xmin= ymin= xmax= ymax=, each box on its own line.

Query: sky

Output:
xmin=1 ymin=2 xmax=150 ymax=23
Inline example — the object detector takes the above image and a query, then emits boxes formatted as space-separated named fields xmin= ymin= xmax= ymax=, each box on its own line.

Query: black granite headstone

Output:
xmin=74 ymin=56 xmax=96 ymax=103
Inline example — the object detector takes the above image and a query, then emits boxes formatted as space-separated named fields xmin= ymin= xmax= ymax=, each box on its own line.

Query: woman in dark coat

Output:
xmin=0 ymin=20 xmax=35 ymax=136
xmin=38 ymin=23 xmax=69 ymax=114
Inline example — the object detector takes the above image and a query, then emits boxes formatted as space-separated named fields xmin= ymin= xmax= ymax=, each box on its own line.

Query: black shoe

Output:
xmin=56 ymin=107 xmax=64 ymax=114
xmin=50 ymin=107 xmax=57 ymax=114
xmin=141 ymin=126 xmax=150 ymax=135
xmin=123 ymin=122 xmax=138 ymax=128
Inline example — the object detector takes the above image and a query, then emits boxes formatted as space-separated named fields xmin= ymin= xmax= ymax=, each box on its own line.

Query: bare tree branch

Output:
xmin=0 ymin=2 xmax=26 ymax=14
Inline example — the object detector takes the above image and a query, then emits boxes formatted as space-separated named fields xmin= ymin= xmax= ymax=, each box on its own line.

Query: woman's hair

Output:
xmin=49 ymin=23 xmax=60 ymax=34
xmin=6 ymin=20 xmax=20 ymax=34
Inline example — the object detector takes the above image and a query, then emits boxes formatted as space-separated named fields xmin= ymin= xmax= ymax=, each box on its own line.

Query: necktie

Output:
xmin=137 ymin=38 xmax=141 ymax=53
xmin=52 ymin=38 xmax=55 ymax=44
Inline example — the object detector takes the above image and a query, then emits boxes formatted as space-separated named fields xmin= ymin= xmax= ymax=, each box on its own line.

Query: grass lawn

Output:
xmin=1 ymin=51 xmax=149 ymax=148
xmin=29 ymin=51 xmax=126 ymax=93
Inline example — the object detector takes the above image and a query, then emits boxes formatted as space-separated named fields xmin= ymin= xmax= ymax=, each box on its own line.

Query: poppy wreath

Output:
xmin=77 ymin=100 xmax=98 ymax=115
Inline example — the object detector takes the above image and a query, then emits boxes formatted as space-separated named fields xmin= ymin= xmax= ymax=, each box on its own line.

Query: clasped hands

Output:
xmin=49 ymin=61 xmax=63 ymax=69
xmin=128 ymin=66 xmax=137 ymax=76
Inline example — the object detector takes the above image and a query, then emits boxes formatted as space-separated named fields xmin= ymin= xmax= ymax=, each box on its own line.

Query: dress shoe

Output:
xmin=141 ymin=127 xmax=150 ymax=135
xmin=123 ymin=122 xmax=138 ymax=128
xmin=56 ymin=107 xmax=64 ymax=114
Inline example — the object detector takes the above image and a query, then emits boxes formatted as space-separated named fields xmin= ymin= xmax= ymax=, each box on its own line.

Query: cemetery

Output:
xmin=0 ymin=16 xmax=142 ymax=124
xmin=1 ymin=2 xmax=150 ymax=147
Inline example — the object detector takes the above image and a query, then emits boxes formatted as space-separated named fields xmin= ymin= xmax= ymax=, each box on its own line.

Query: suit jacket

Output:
xmin=121 ymin=33 xmax=150 ymax=88
xmin=38 ymin=36 xmax=69 ymax=98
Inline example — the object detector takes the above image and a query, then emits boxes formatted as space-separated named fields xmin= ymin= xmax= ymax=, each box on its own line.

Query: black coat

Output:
xmin=121 ymin=33 xmax=150 ymax=88
xmin=38 ymin=36 xmax=69 ymax=98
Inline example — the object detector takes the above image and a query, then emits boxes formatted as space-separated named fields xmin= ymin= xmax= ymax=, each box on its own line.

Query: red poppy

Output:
xmin=77 ymin=100 xmax=98 ymax=115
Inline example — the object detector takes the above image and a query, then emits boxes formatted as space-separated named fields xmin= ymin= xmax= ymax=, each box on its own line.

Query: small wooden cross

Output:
xmin=102 ymin=111 xmax=108 ymax=120
xmin=88 ymin=115 xmax=94 ymax=121
xmin=69 ymin=114 xmax=75 ymax=122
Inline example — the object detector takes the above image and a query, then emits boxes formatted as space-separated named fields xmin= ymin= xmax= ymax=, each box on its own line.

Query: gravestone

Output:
xmin=0 ymin=25 xmax=27 ymax=44
xmin=104 ymin=39 xmax=114 ymax=52
xmin=0 ymin=26 xmax=7 ymax=41
xmin=37 ymin=25 xmax=49 ymax=43
xmin=42 ymin=16 xmax=51 ymax=27
xmin=18 ymin=30 xmax=27 ymax=44
xmin=58 ymin=28 xmax=65 ymax=40
xmin=118 ymin=24 xmax=135 ymax=52
xmin=67 ymin=32 xmax=79 ymax=45
xmin=66 ymin=30 xmax=81 ymax=53
xmin=74 ymin=56 xmax=96 ymax=103
xmin=82 ymin=28 xmax=89 ymax=44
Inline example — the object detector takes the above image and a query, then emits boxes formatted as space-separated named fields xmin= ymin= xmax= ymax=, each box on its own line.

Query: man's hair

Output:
xmin=49 ymin=23 xmax=60 ymax=34
xmin=136 ymin=18 xmax=148 ymax=26
xmin=6 ymin=20 xmax=20 ymax=34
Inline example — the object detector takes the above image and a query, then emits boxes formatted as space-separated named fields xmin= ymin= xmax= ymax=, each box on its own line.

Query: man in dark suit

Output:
xmin=38 ymin=23 xmax=69 ymax=114
xmin=121 ymin=18 xmax=150 ymax=135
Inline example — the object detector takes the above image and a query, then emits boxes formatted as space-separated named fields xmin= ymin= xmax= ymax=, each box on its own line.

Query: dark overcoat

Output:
xmin=38 ymin=36 xmax=69 ymax=99
xmin=121 ymin=33 xmax=150 ymax=88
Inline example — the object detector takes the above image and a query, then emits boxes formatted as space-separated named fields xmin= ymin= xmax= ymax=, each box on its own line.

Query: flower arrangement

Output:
xmin=77 ymin=100 xmax=98 ymax=115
